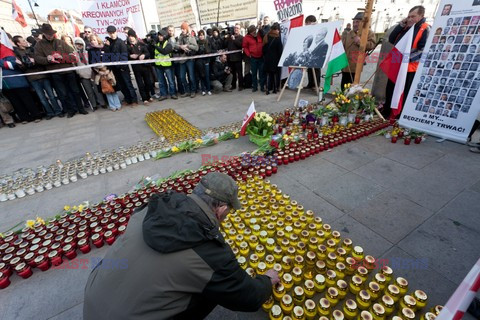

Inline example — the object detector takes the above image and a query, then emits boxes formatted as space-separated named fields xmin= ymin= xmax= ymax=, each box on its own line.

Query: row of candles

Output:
xmin=221 ymin=179 xmax=442 ymax=320
xmin=0 ymin=111 xmax=388 ymax=289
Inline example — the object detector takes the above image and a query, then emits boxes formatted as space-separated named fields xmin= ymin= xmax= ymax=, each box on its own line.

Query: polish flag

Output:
xmin=0 ymin=29 xmax=15 ymax=70
xmin=12 ymin=0 xmax=27 ymax=28
xmin=62 ymin=11 xmax=69 ymax=23
xmin=70 ymin=15 xmax=81 ymax=37
xmin=240 ymin=101 xmax=256 ymax=136
xmin=380 ymin=26 xmax=415 ymax=117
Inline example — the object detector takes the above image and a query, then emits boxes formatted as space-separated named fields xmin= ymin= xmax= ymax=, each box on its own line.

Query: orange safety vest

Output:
xmin=408 ymin=22 xmax=430 ymax=72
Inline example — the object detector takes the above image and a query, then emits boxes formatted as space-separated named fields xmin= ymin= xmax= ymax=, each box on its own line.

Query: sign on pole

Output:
xmin=195 ymin=0 xmax=258 ymax=25
xmin=155 ymin=0 xmax=196 ymax=28
xmin=399 ymin=0 xmax=480 ymax=143
xmin=274 ymin=0 xmax=302 ymax=22
xmin=80 ymin=0 xmax=147 ymax=39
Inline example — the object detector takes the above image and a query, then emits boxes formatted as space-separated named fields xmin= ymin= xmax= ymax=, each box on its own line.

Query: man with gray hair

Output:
xmin=84 ymin=172 xmax=279 ymax=319
xmin=309 ymin=28 xmax=329 ymax=68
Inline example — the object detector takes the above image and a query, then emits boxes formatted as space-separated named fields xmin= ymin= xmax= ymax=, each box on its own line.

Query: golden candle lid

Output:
xmin=273 ymin=263 xmax=282 ymax=272
xmin=404 ymin=295 xmax=417 ymax=307
xmin=353 ymin=246 xmax=363 ymax=255
xmin=382 ymin=294 xmax=394 ymax=306
xmin=357 ymin=266 xmax=368 ymax=276
xmin=343 ymin=238 xmax=352 ymax=246
xmin=316 ymin=230 xmax=325 ymax=238
xmin=266 ymin=255 xmax=274 ymax=263
xmin=326 ymin=269 xmax=337 ymax=279
xmin=326 ymin=239 xmax=336 ymax=247
xmin=293 ymin=267 xmax=302 ymax=276
xmin=359 ymin=311 xmax=373 ymax=320
xmin=294 ymin=255 xmax=304 ymax=264
xmin=415 ymin=289 xmax=428 ymax=301
xmin=368 ymin=281 xmax=380 ymax=292
xmin=327 ymin=252 xmax=337 ymax=260
xmin=306 ymin=251 xmax=316 ymax=261
xmin=293 ymin=306 xmax=304 ymax=317
xmin=266 ymin=238 xmax=275 ymax=246
xmin=282 ymin=256 xmax=291 ymax=265
xmin=401 ymin=307 xmax=415 ymax=319
xmin=301 ymin=230 xmax=309 ymax=238
xmin=319 ymin=317 xmax=329 ymax=320
xmin=275 ymin=283 xmax=285 ymax=293
xmin=240 ymin=242 xmax=248 ymax=249
xmin=375 ymin=273 xmax=386 ymax=283
xmin=336 ymin=262 xmax=346 ymax=271
xmin=255 ymin=244 xmax=264 ymax=252
xmin=364 ymin=255 xmax=375 ymax=264
xmin=327 ymin=287 xmax=338 ymax=298
xmin=319 ymin=298 xmax=330 ymax=309
xmin=246 ymin=268 xmax=255 ymax=277
xmin=294 ymin=286 xmax=304 ymax=296
xmin=287 ymin=247 xmax=296 ymax=255
xmin=396 ymin=277 xmax=409 ymax=288
xmin=282 ymin=294 xmax=292 ymax=305
xmin=281 ymin=239 xmax=289 ymax=246
xmin=258 ymin=262 xmax=267 ymax=270
xmin=346 ymin=257 xmax=356 ymax=266
xmin=359 ymin=290 xmax=371 ymax=301
xmin=337 ymin=279 xmax=348 ymax=290
xmin=274 ymin=246 xmax=283 ymax=254
xmin=250 ymin=254 xmax=259 ymax=261
xmin=305 ymin=299 xmax=315 ymax=311
xmin=270 ymin=305 xmax=282 ymax=316
xmin=237 ymin=256 xmax=246 ymax=264
xmin=305 ymin=280 xmax=314 ymax=289
xmin=332 ymin=310 xmax=344 ymax=320
xmin=316 ymin=260 xmax=326 ymax=269
xmin=315 ymin=274 xmax=325 ymax=284
xmin=345 ymin=299 xmax=357 ymax=311
xmin=423 ymin=312 xmax=437 ymax=320
xmin=249 ymin=235 xmax=258 ymax=242
xmin=323 ymin=223 xmax=331 ymax=231
xmin=381 ymin=265 xmax=393 ymax=275
xmin=433 ymin=305 xmax=443 ymax=315
xmin=336 ymin=248 xmax=347 ymax=256
xmin=297 ymin=241 xmax=306 ymax=249
xmin=283 ymin=273 xmax=292 ymax=282
xmin=318 ymin=244 xmax=327 ymax=253
xmin=309 ymin=237 xmax=318 ymax=244
xmin=388 ymin=284 xmax=400 ymax=295
xmin=372 ymin=303 xmax=385 ymax=316
xmin=352 ymin=275 xmax=363 ymax=285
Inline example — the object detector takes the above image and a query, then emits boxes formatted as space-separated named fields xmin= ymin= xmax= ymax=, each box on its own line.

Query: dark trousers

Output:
xmin=3 ymin=87 xmax=42 ymax=122
xmin=112 ymin=68 xmax=137 ymax=104
xmin=469 ymin=120 xmax=480 ymax=138
xmin=173 ymin=62 xmax=184 ymax=95
xmin=132 ymin=65 xmax=152 ymax=101
xmin=341 ymin=72 xmax=355 ymax=89
xmin=251 ymin=57 xmax=265 ymax=90
xmin=384 ymin=72 xmax=416 ymax=118
xmin=51 ymin=71 xmax=84 ymax=114
xmin=266 ymin=68 xmax=281 ymax=93
xmin=229 ymin=60 xmax=243 ymax=89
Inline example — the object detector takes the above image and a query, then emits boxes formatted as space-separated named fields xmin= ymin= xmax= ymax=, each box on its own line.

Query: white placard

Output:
xmin=399 ymin=0 xmax=480 ymax=143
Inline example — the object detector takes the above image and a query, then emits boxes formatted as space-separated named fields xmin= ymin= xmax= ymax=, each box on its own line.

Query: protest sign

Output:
xmin=80 ymin=0 xmax=146 ymax=39
xmin=280 ymin=14 xmax=303 ymax=79
xmin=399 ymin=0 xmax=480 ymax=143
xmin=273 ymin=0 xmax=302 ymax=22
xmin=155 ymin=0 xmax=196 ymax=28
xmin=196 ymin=0 xmax=257 ymax=25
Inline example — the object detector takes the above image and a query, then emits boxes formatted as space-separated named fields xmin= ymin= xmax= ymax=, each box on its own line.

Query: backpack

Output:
xmin=243 ymin=72 xmax=252 ymax=89
xmin=100 ymin=76 xmax=115 ymax=94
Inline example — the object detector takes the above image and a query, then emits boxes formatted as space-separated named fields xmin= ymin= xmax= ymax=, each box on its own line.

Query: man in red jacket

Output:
xmin=243 ymin=25 xmax=265 ymax=92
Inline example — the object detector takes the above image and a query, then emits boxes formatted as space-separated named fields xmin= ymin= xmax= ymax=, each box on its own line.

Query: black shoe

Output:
xmin=231 ymin=86 xmax=236 ymax=90
xmin=266 ymin=91 xmax=270 ymax=95
xmin=67 ymin=113 xmax=75 ymax=118
xmin=45 ymin=116 xmax=53 ymax=120
xmin=79 ymin=109 xmax=89 ymax=115
xmin=252 ymin=88 xmax=258 ymax=92
xmin=7 ymin=123 xmax=15 ymax=128
xmin=171 ymin=95 xmax=178 ymax=100
xmin=57 ymin=113 xmax=65 ymax=118
xmin=159 ymin=96 xmax=168 ymax=101
xmin=260 ymin=89 xmax=265 ymax=92
xmin=238 ymin=87 xmax=243 ymax=91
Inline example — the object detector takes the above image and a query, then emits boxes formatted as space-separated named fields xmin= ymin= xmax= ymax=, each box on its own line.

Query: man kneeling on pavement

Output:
xmin=210 ymin=54 xmax=233 ymax=93
xmin=83 ymin=172 xmax=279 ymax=319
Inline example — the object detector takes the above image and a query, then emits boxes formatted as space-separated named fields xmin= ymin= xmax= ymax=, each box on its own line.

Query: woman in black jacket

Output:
xmin=196 ymin=30 xmax=212 ymax=95
xmin=262 ymin=23 xmax=283 ymax=94
xmin=127 ymin=30 xmax=153 ymax=104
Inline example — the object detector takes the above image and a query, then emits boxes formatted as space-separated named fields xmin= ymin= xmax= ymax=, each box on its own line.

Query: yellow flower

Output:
xmin=36 ymin=217 xmax=45 ymax=225
xmin=195 ymin=138 xmax=203 ymax=144
xmin=64 ymin=205 xmax=71 ymax=211
xmin=72 ymin=206 xmax=78 ymax=211
xmin=78 ymin=205 xmax=84 ymax=213
xmin=234 ymin=133 xmax=239 ymax=139
xmin=26 ymin=220 xmax=35 ymax=229
xmin=171 ymin=146 xmax=180 ymax=153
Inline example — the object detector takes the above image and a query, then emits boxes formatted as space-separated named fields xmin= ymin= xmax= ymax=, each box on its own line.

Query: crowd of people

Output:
xmin=0 ymin=15 xmax=307 ymax=128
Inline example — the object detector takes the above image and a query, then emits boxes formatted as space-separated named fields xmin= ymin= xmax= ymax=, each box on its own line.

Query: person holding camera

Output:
xmin=174 ymin=22 xmax=199 ymax=98
xmin=210 ymin=54 xmax=233 ymax=93
xmin=13 ymin=35 xmax=62 ymax=120
xmin=34 ymin=23 xmax=88 ymax=118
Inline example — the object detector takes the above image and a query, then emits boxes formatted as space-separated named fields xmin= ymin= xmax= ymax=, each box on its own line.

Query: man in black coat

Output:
xmin=309 ymin=28 xmax=329 ymax=68
xmin=210 ymin=54 xmax=233 ymax=92
xmin=226 ymin=24 xmax=244 ymax=90
xmin=103 ymin=25 xmax=138 ymax=105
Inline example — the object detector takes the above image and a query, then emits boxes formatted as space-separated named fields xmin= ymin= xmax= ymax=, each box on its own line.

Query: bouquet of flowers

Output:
xmin=247 ymin=112 xmax=275 ymax=146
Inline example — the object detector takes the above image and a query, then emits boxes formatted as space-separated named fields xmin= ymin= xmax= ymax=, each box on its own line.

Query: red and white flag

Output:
xmin=380 ymin=26 xmax=415 ymax=117
xmin=0 ymin=29 xmax=15 ymax=69
xmin=240 ymin=101 xmax=256 ymax=136
xmin=70 ymin=15 xmax=81 ymax=37
xmin=12 ymin=0 xmax=27 ymax=28
xmin=62 ymin=11 xmax=69 ymax=23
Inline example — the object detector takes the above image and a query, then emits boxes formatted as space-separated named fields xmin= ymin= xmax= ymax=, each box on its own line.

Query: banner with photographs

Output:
xmin=196 ymin=0 xmax=257 ymax=25
xmin=399 ymin=0 xmax=480 ymax=143
xmin=278 ymin=21 xmax=341 ymax=69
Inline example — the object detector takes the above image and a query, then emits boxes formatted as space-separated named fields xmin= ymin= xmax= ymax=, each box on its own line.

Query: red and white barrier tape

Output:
xmin=1 ymin=50 xmax=241 ymax=78
xmin=437 ymin=258 xmax=480 ymax=320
